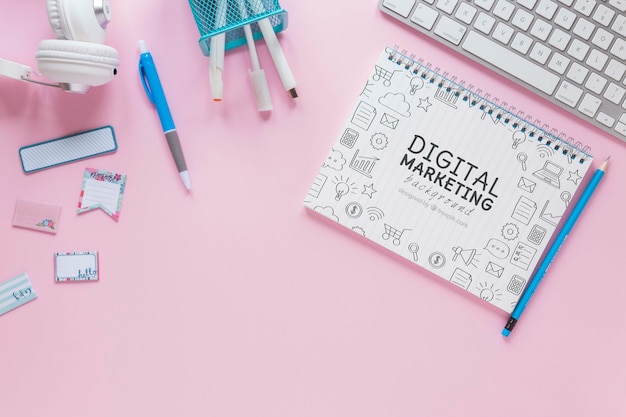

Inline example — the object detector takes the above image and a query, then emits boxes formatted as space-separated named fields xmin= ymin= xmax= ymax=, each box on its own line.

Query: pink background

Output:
xmin=1 ymin=1 xmax=625 ymax=416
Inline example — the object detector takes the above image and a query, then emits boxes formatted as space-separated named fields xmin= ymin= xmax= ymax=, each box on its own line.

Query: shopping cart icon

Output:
xmin=382 ymin=223 xmax=411 ymax=246
xmin=373 ymin=65 xmax=395 ymax=87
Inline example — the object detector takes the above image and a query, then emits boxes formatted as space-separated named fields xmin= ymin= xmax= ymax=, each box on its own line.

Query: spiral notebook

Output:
xmin=304 ymin=47 xmax=594 ymax=313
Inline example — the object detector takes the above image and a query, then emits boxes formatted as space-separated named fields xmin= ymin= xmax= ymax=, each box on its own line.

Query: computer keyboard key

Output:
xmin=475 ymin=12 xmax=497 ymax=34
xmin=537 ymin=0 xmax=559 ymax=19
xmin=610 ymin=0 xmax=626 ymax=11
xmin=578 ymin=93 xmax=602 ymax=117
xmin=585 ymin=72 xmax=607 ymax=94
xmin=434 ymin=15 xmax=467 ymax=45
xmin=611 ymin=38 xmax=626 ymax=60
xmin=462 ymin=31 xmax=560 ymax=95
xmin=592 ymin=5 xmax=615 ymax=26
xmin=574 ymin=0 xmax=596 ymax=16
xmin=604 ymin=83 xmax=626 ymax=104
xmin=597 ymin=112 xmax=615 ymax=127
xmin=436 ymin=0 xmax=459 ymax=14
xmin=613 ymin=16 xmax=626 ymax=36
xmin=573 ymin=17 xmax=595 ymax=39
xmin=412 ymin=4 xmax=439 ymax=30
xmin=382 ymin=0 xmax=417 ymax=17
xmin=555 ymin=81 xmax=583 ymax=106
xmin=455 ymin=2 xmax=478 ymax=23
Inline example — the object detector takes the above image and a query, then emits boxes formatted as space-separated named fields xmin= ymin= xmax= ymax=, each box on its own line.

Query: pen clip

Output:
xmin=138 ymin=60 xmax=155 ymax=104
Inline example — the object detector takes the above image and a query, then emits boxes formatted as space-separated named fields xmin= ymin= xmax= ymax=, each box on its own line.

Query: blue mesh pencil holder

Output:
xmin=188 ymin=0 xmax=288 ymax=56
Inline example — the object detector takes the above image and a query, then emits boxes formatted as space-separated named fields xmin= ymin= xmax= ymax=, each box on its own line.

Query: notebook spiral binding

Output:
xmin=386 ymin=46 xmax=592 ymax=164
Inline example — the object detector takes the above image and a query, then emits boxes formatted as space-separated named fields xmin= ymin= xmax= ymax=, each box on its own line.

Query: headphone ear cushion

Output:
xmin=46 ymin=0 xmax=107 ymax=43
xmin=46 ymin=0 xmax=68 ymax=39
xmin=35 ymin=39 xmax=119 ymax=88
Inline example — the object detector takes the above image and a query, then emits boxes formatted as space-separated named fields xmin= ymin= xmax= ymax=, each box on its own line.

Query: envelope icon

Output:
xmin=485 ymin=261 xmax=504 ymax=278
xmin=518 ymin=177 xmax=536 ymax=193
xmin=380 ymin=113 xmax=399 ymax=129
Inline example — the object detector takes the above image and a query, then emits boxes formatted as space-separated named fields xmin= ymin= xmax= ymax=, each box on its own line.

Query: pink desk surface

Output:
xmin=1 ymin=2 xmax=625 ymax=416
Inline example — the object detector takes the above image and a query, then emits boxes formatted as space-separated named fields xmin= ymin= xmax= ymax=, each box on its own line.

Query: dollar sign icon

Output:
xmin=429 ymin=252 xmax=446 ymax=269
xmin=345 ymin=202 xmax=363 ymax=219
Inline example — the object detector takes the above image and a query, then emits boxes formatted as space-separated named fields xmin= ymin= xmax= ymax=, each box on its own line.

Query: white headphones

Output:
xmin=0 ymin=0 xmax=119 ymax=93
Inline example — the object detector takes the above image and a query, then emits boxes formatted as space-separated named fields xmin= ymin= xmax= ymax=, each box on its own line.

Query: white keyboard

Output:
xmin=378 ymin=0 xmax=626 ymax=143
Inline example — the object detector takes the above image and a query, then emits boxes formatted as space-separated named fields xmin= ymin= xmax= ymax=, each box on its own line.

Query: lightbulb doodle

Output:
xmin=332 ymin=176 xmax=357 ymax=201
xmin=476 ymin=281 xmax=503 ymax=302
xmin=408 ymin=76 xmax=424 ymax=94
xmin=512 ymin=130 xmax=527 ymax=149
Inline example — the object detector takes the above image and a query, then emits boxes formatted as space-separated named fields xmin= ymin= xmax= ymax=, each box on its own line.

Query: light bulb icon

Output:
xmin=335 ymin=181 xmax=350 ymax=201
xmin=512 ymin=130 xmax=526 ymax=149
xmin=409 ymin=77 xmax=424 ymax=95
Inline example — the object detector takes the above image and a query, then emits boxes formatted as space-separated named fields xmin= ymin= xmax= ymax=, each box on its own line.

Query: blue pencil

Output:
xmin=502 ymin=157 xmax=610 ymax=337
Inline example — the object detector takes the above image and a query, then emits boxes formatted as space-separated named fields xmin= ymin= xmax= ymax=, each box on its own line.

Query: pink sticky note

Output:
xmin=12 ymin=198 xmax=62 ymax=234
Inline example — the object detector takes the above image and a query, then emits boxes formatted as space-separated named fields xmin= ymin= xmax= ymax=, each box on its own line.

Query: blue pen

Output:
xmin=138 ymin=40 xmax=191 ymax=191
xmin=502 ymin=157 xmax=609 ymax=337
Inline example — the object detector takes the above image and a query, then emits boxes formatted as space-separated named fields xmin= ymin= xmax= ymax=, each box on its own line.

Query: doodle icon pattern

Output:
xmin=303 ymin=48 xmax=594 ymax=313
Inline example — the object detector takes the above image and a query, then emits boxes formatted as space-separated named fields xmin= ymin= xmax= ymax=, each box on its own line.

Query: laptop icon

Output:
xmin=532 ymin=161 xmax=563 ymax=188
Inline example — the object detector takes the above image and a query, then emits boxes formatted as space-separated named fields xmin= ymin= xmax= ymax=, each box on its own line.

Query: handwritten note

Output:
xmin=55 ymin=252 xmax=99 ymax=282
xmin=0 ymin=273 xmax=37 ymax=316
xmin=77 ymin=168 xmax=126 ymax=220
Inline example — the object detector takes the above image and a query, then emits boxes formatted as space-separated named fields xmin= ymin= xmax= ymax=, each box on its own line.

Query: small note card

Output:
xmin=0 ymin=273 xmax=37 ymax=316
xmin=55 ymin=251 xmax=99 ymax=282
xmin=12 ymin=198 xmax=62 ymax=234
xmin=19 ymin=125 xmax=117 ymax=173
xmin=77 ymin=168 xmax=126 ymax=221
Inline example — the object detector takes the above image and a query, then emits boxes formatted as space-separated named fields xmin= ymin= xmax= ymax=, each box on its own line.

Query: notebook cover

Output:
xmin=304 ymin=47 xmax=594 ymax=313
